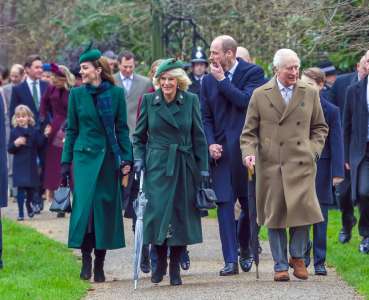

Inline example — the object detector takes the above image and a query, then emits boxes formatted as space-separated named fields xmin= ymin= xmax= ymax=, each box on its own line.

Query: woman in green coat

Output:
xmin=133 ymin=58 xmax=209 ymax=286
xmin=61 ymin=45 xmax=132 ymax=282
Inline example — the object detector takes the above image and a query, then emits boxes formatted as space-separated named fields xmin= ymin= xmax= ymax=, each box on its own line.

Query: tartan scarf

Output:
xmin=85 ymin=81 xmax=123 ymax=170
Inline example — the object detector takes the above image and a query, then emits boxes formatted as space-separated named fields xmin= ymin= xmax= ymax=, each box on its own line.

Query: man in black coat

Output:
xmin=331 ymin=55 xmax=368 ymax=244
xmin=343 ymin=50 xmax=369 ymax=253
xmin=9 ymin=55 xmax=48 ymax=214
xmin=188 ymin=47 xmax=208 ymax=98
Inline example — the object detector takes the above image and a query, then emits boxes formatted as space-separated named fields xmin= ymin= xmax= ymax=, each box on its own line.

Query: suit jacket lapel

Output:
xmin=128 ymin=74 xmax=139 ymax=97
xmin=152 ymin=90 xmax=179 ymax=129
xmin=114 ymin=73 xmax=124 ymax=88
xmin=360 ymin=77 xmax=368 ymax=138
xmin=265 ymin=79 xmax=286 ymax=117
xmin=281 ymin=81 xmax=305 ymax=122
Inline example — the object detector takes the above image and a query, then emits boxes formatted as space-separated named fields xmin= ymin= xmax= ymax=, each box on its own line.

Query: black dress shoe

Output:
xmin=180 ymin=250 xmax=190 ymax=271
xmin=140 ymin=245 xmax=151 ymax=274
xmin=314 ymin=264 xmax=327 ymax=276
xmin=339 ymin=217 xmax=357 ymax=244
xmin=359 ymin=237 xmax=369 ymax=254
xmin=219 ymin=263 xmax=239 ymax=276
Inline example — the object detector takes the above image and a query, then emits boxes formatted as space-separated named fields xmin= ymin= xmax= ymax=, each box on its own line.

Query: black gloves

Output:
xmin=133 ymin=159 xmax=144 ymax=178
xmin=61 ymin=163 xmax=71 ymax=185
xmin=200 ymin=170 xmax=210 ymax=188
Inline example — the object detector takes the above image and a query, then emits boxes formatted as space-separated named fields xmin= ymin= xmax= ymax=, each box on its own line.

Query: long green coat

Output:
xmin=62 ymin=85 xmax=132 ymax=249
xmin=133 ymin=89 xmax=208 ymax=246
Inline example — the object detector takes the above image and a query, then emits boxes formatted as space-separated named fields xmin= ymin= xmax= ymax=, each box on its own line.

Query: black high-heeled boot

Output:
xmin=169 ymin=246 xmax=183 ymax=286
xmin=80 ymin=251 xmax=92 ymax=280
xmin=151 ymin=244 xmax=168 ymax=284
xmin=94 ymin=249 xmax=106 ymax=283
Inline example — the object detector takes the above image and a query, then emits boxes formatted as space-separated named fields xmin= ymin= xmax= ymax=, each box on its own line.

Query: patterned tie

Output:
xmin=282 ymin=87 xmax=292 ymax=104
xmin=123 ymin=77 xmax=131 ymax=93
xmin=32 ymin=81 xmax=39 ymax=109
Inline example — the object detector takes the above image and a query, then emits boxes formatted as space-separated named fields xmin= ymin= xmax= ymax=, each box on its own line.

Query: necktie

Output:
xmin=282 ymin=87 xmax=292 ymax=104
xmin=224 ymin=71 xmax=230 ymax=80
xmin=32 ymin=81 xmax=39 ymax=109
xmin=123 ymin=78 xmax=131 ymax=93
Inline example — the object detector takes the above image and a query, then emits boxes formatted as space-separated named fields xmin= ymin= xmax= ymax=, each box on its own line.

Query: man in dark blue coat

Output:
xmin=201 ymin=35 xmax=266 ymax=275
xmin=343 ymin=52 xmax=369 ymax=253
xmin=0 ymin=94 xmax=8 ymax=269
xmin=9 ymin=55 xmax=48 ymax=213
xmin=331 ymin=55 xmax=368 ymax=244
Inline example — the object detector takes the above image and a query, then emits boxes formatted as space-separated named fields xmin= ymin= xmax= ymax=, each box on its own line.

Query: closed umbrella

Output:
xmin=248 ymin=167 xmax=260 ymax=279
xmin=133 ymin=171 xmax=148 ymax=289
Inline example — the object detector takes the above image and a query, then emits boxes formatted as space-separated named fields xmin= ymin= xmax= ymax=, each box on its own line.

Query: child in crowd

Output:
xmin=8 ymin=105 xmax=45 ymax=221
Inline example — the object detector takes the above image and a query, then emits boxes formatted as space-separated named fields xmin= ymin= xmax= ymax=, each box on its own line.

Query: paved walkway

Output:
xmin=3 ymin=200 xmax=363 ymax=300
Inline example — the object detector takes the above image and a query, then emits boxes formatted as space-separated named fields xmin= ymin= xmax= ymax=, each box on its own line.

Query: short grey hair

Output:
xmin=273 ymin=49 xmax=300 ymax=70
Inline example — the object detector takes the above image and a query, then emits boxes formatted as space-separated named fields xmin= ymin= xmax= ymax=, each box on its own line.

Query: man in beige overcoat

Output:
xmin=240 ymin=49 xmax=328 ymax=281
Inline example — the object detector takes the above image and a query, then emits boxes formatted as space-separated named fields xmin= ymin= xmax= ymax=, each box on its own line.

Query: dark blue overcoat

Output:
xmin=0 ymin=95 xmax=7 ymax=208
xmin=201 ymin=59 xmax=266 ymax=202
xmin=7 ymin=126 xmax=45 ymax=188
xmin=9 ymin=80 xmax=48 ymax=124
xmin=343 ymin=76 xmax=369 ymax=202
xmin=316 ymin=96 xmax=344 ymax=205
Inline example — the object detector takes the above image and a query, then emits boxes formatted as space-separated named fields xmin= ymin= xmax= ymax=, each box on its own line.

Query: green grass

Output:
xmin=0 ymin=218 xmax=89 ymax=300
xmin=208 ymin=208 xmax=369 ymax=299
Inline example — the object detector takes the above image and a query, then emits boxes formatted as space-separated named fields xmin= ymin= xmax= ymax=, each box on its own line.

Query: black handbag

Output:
xmin=195 ymin=177 xmax=217 ymax=210
xmin=50 ymin=178 xmax=72 ymax=213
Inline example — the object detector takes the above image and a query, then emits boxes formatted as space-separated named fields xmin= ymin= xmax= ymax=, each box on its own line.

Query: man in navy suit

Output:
xmin=201 ymin=35 xmax=266 ymax=276
xmin=9 ymin=55 xmax=48 ymax=213
xmin=343 ymin=50 xmax=369 ymax=254
xmin=331 ymin=55 xmax=368 ymax=244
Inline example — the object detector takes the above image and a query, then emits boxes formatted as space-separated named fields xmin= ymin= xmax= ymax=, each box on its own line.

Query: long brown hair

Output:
xmin=91 ymin=57 xmax=116 ymax=85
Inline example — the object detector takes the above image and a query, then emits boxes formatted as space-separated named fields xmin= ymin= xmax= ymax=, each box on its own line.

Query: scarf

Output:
xmin=85 ymin=81 xmax=123 ymax=170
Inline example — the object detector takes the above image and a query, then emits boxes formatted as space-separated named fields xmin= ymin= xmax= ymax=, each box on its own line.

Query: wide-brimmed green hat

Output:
xmin=155 ymin=58 xmax=185 ymax=77
xmin=79 ymin=42 xmax=102 ymax=64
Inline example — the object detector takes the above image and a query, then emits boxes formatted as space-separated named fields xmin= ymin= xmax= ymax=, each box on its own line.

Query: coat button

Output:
xmin=297 ymin=121 xmax=300 ymax=125
xmin=279 ymin=122 xmax=282 ymax=126
xmin=280 ymin=142 xmax=284 ymax=146
xmin=297 ymin=141 xmax=301 ymax=145
xmin=270 ymin=104 xmax=273 ymax=107
xmin=87 ymin=147 xmax=91 ymax=151
xmin=299 ymin=161 xmax=303 ymax=165
xmin=301 ymin=102 xmax=305 ymax=107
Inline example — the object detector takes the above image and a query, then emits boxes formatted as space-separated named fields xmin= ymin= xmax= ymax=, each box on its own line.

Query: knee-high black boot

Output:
xmin=94 ymin=249 xmax=106 ymax=283
xmin=169 ymin=246 xmax=184 ymax=286
xmin=80 ymin=233 xmax=94 ymax=280
xmin=151 ymin=244 xmax=168 ymax=284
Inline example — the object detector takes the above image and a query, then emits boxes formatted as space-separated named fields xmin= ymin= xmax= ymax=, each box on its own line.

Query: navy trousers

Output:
xmin=357 ymin=152 xmax=369 ymax=238
xmin=217 ymin=196 xmax=249 ymax=263
xmin=336 ymin=170 xmax=355 ymax=231
xmin=312 ymin=205 xmax=329 ymax=266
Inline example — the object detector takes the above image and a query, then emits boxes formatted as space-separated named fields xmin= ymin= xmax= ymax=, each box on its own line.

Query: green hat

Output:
xmin=155 ymin=58 xmax=185 ymax=77
xmin=79 ymin=42 xmax=102 ymax=64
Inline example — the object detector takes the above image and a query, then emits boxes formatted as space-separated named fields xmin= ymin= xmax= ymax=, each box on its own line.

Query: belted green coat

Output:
xmin=61 ymin=85 xmax=132 ymax=249
xmin=133 ymin=89 xmax=208 ymax=246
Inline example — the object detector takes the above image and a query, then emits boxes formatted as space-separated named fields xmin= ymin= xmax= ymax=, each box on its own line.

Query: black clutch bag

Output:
xmin=50 ymin=179 xmax=72 ymax=213
xmin=195 ymin=183 xmax=217 ymax=211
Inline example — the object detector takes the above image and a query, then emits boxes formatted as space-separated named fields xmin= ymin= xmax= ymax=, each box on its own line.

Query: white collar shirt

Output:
xmin=277 ymin=78 xmax=294 ymax=104
xmin=120 ymin=73 xmax=134 ymax=92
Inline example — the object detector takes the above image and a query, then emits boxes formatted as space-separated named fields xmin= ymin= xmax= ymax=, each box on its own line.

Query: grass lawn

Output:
xmin=0 ymin=218 xmax=89 ymax=300
xmin=208 ymin=208 xmax=369 ymax=299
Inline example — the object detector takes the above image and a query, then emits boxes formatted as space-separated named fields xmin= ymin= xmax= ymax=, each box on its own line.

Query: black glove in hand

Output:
xmin=61 ymin=163 xmax=71 ymax=186
xmin=200 ymin=171 xmax=210 ymax=188
xmin=133 ymin=159 xmax=144 ymax=177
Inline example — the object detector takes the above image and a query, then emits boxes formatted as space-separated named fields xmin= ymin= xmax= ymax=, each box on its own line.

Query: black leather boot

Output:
xmin=140 ymin=245 xmax=151 ymax=273
xmin=94 ymin=250 xmax=106 ymax=283
xmin=169 ymin=246 xmax=183 ymax=286
xmin=151 ymin=244 xmax=168 ymax=284
xmin=80 ymin=251 xmax=92 ymax=280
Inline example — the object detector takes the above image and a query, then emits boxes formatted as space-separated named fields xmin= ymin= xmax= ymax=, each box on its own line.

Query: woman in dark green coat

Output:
xmin=133 ymin=58 xmax=209 ymax=286
xmin=61 ymin=45 xmax=132 ymax=282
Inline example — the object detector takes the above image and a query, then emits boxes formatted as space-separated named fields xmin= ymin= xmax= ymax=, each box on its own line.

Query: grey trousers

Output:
xmin=268 ymin=225 xmax=310 ymax=272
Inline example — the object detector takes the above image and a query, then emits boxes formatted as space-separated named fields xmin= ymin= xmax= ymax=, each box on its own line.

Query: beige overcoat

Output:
xmin=240 ymin=78 xmax=328 ymax=228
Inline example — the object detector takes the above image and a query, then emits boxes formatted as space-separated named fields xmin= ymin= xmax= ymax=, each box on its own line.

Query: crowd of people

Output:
xmin=0 ymin=34 xmax=368 ymax=288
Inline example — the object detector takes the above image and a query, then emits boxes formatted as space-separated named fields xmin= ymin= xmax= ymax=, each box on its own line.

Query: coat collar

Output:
xmin=264 ymin=78 xmax=306 ymax=121
xmin=152 ymin=89 xmax=184 ymax=129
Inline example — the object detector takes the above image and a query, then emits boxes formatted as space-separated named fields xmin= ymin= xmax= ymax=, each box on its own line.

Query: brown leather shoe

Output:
xmin=274 ymin=271 xmax=290 ymax=281
xmin=289 ymin=258 xmax=308 ymax=280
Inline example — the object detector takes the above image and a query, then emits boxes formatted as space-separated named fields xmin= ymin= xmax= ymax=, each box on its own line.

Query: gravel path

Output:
xmin=3 ymin=200 xmax=363 ymax=300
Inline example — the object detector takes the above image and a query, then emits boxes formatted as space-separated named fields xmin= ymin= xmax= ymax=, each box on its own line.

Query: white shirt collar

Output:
xmin=227 ymin=60 xmax=239 ymax=77
xmin=120 ymin=72 xmax=133 ymax=81
xmin=276 ymin=78 xmax=294 ymax=91
xmin=26 ymin=77 xmax=39 ymax=85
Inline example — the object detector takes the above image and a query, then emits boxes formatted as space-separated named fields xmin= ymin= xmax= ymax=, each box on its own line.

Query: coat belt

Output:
xmin=148 ymin=142 xmax=193 ymax=176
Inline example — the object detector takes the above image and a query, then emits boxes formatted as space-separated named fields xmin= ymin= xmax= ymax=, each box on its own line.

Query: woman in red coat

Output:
xmin=40 ymin=64 xmax=75 ymax=212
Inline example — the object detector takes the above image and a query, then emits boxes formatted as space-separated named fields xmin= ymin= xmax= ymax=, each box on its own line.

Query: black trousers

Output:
xmin=356 ymin=149 xmax=369 ymax=238
xmin=336 ymin=170 xmax=355 ymax=231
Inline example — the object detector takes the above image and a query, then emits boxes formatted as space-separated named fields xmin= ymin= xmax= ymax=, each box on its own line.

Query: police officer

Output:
xmin=188 ymin=47 xmax=208 ymax=97
xmin=318 ymin=60 xmax=337 ymax=102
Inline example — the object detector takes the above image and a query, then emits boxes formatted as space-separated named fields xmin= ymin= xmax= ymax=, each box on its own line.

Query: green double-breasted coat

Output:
xmin=62 ymin=85 xmax=132 ymax=249
xmin=133 ymin=89 xmax=208 ymax=246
